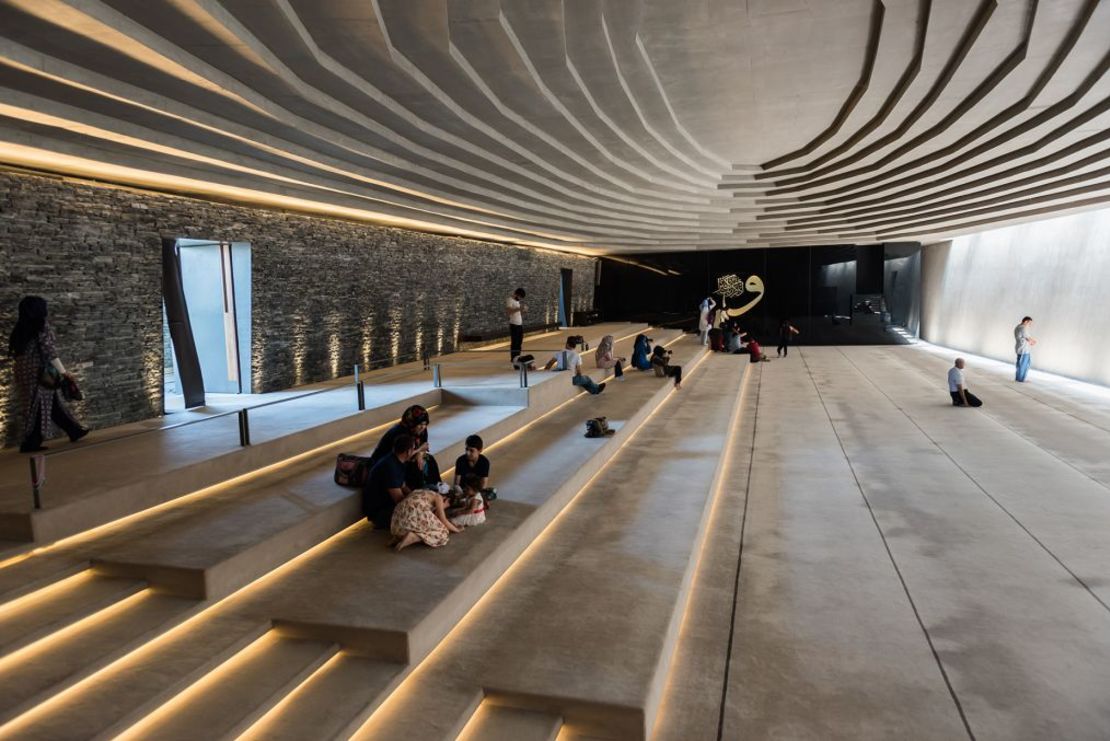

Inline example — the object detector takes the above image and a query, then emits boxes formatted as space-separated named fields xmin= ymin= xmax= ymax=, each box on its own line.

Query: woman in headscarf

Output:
xmin=631 ymin=334 xmax=652 ymax=371
xmin=370 ymin=404 xmax=430 ymax=465
xmin=593 ymin=334 xmax=625 ymax=379
xmin=8 ymin=296 xmax=87 ymax=452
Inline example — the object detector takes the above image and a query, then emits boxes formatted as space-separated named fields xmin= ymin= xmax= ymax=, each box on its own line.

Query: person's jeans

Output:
xmin=509 ymin=324 xmax=524 ymax=362
xmin=777 ymin=340 xmax=789 ymax=356
xmin=572 ymin=374 xmax=602 ymax=394
xmin=1015 ymin=352 xmax=1031 ymax=382
xmin=950 ymin=390 xmax=983 ymax=407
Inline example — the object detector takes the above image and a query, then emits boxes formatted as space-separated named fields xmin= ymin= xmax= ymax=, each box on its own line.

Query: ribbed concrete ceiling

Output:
xmin=0 ymin=0 xmax=1107 ymax=253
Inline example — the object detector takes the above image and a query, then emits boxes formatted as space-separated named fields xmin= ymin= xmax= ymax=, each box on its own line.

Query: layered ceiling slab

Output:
xmin=0 ymin=0 xmax=1106 ymax=253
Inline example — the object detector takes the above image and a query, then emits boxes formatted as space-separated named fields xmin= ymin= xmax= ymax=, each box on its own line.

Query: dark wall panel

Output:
xmin=599 ymin=244 xmax=920 ymax=346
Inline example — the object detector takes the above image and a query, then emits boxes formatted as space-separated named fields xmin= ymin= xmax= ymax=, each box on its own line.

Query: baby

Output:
xmin=447 ymin=474 xmax=487 ymax=528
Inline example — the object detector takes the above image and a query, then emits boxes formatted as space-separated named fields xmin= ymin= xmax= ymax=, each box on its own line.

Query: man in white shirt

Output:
xmin=698 ymin=296 xmax=716 ymax=345
xmin=543 ymin=336 xmax=605 ymax=394
xmin=948 ymin=358 xmax=982 ymax=407
xmin=506 ymin=288 xmax=526 ymax=365
xmin=1013 ymin=316 xmax=1037 ymax=382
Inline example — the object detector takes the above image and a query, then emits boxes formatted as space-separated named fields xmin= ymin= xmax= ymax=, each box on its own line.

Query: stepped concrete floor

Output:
xmin=656 ymin=345 xmax=1110 ymax=741
xmin=353 ymin=352 xmax=750 ymax=740
xmin=0 ymin=332 xmax=691 ymax=740
xmin=0 ymin=324 xmax=643 ymax=546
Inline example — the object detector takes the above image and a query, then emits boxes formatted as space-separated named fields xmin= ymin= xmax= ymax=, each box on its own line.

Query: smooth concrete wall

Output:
xmin=921 ymin=207 xmax=1110 ymax=387
xmin=0 ymin=170 xmax=596 ymax=446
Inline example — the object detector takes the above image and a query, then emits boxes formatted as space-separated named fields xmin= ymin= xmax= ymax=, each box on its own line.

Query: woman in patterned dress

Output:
xmin=8 ymin=296 xmax=86 ymax=452
xmin=390 ymin=488 xmax=460 ymax=551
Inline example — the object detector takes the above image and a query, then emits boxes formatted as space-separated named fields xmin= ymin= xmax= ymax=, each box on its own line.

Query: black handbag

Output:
xmin=61 ymin=375 xmax=84 ymax=401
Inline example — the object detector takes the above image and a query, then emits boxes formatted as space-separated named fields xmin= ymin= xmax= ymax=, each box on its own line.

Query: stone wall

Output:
xmin=0 ymin=169 xmax=596 ymax=446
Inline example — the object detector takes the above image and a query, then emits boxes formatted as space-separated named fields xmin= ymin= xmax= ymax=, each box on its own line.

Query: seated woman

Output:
xmin=594 ymin=335 xmax=625 ymax=379
xmin=370 ymin=404 xmax=430 ymax=465
xmin=631 ymin=334 xmax=653 ymax=371
xmin=390 ymin=486 xmax=461 ymax=552
xmin=405 ymin=448 xmax=442 ymax=491
xmin=651 ymin=345 xmax=682 ymax=389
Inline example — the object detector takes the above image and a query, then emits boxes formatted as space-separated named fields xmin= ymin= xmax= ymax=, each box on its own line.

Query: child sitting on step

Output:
xmin=447 ymin=474 xmax=487 ymax=528
xmin=454 ymin=434 xmax=491 ymax=489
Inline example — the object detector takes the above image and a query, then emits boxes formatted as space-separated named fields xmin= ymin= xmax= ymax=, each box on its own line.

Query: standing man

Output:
xmin=506 ymin=287 xmax=526 ymax=366
xmin=948 ymin=358 xmax=983 ymax=407
xmin=698 ymin=295 xmax=716 ymax=345
xmin=1013 ymin=316 xmax=1037 ymax=382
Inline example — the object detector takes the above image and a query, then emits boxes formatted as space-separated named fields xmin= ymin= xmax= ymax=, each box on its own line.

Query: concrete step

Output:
xmin=0 ymin=590 xmax=200 ymax=726
xmin=81 ymin=331 xmax=665 ymax=602
xmin=467 ymin=704 xmax=563 ymax=741
xmin=0 ymin=557 xmax=89 ymax=606
xmin=113 ymin=633 xmax=337 ymax=741
xmin=0 ymin=387 xmax=441 ymax=545
xmin=1 ymin=328 xmax=673 ymax=739
xmin=88 ymin=403 xmax=526 ymax=599
xmin=230 ymin=339 xmax=708 ymax=736
xmin=353 ymin=351 xmax=749 ymax=740
xmin=0 ymin=572 xmax=145 ymax=659
xmin=1 ymin=613 xmax=270 ymax=739
xmin=237 ymin=652 xmax=403 ymax=741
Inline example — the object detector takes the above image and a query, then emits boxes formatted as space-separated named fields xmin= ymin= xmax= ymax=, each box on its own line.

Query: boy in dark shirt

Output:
xmin=453 ymin=434 xmax=491 ymax=489
xmin=363 ymin=434 xmax=415 ymax=529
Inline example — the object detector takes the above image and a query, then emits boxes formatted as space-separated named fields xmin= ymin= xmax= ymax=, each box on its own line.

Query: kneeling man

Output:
xmin=948 ymin=358 xmax=982 ymax=407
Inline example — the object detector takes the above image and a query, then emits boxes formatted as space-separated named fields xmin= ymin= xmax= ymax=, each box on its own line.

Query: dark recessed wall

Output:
xmin=0 ymin=170 xmax=595 ymax=447
xmin=598 ymin=244 xmax=920 ymax=345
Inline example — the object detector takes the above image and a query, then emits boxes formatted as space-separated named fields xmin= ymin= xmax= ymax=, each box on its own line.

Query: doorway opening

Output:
xmin=558 ymin=268 xmax=573 ymax=328
xmin=163 ymin=238 xmax=251 ymax=412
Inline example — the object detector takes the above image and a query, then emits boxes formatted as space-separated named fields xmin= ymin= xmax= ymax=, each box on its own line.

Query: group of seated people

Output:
xmin=538 ymin=333 xmax=684 ymax=393
xmin=362 ymin=405 xmax=492 ymax=552
xmin=707 ymin=320 xmax=769 ymax=362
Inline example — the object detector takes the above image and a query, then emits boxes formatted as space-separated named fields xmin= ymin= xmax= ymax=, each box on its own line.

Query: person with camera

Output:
xmin=543 ymin=335 xmax=605 ymax=394
xmin=651 ymin=344 xmax=682 ymax=389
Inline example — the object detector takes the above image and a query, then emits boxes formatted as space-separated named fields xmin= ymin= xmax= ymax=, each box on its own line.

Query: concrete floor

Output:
xmin=3 ymin=341 xmax=1109 ymax=740
xmin=657 ymin=345 xmax=1110 ymax=741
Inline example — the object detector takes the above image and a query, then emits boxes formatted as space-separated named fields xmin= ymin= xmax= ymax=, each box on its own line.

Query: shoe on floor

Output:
xmin=69 ymin=428 xmax=90 ymax=443
xmin=597 ymin=383 xmax=606 ymax=394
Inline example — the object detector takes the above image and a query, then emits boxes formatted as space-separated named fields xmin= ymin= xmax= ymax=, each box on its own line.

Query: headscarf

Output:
xmin=8 ymin=296 xmax=48 ymax=357
xmin=594 ymin=335 xmax=614 ymax=365
xmin=401 ymin=404 xmax=430 ymax=429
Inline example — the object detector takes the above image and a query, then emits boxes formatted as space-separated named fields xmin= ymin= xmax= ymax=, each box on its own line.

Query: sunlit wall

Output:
xmin=921 ymin=207 xmax=1110 ymax=387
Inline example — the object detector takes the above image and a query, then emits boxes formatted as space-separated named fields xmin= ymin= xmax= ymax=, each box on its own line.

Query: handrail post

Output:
xmin=238 ymin=408 xmax=251 ymax=446
xmin=353 ymin=363 xmax=360 ymax=385
xmin=423 ymin=349 xmax=431 ymax=371
xmin=29 ymin=456 xmax=44 ymax=510
xmin=433 ymin=364 xmax=442 ymax=388
xmin=357 ymin=381 xmax=366 ymax=410
xmin=519 ymin=363 xmax=528 ymax=389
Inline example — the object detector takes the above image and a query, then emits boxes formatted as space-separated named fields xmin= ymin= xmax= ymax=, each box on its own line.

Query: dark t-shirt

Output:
xmin=454 ymin=453 xmax=491 ymax=481
xmin=405 ymin=454 xmax=442 ymax=491
xmin=363 ymin=454 xmax=407 ymax=528
xmin=369 ymin=423 xmax=429 ymax=465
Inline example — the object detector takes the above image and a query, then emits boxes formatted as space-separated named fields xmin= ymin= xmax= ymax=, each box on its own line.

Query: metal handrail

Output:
xmin=25 ymin=327 xmax=607 ymax=507
xmin=25 ymin=346 xmax=435 ymax=508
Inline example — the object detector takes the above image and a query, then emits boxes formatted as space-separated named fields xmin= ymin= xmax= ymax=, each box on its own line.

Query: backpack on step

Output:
xmin=584 ymin=416 xmax=615 ymax=438
xmin=334 ymin=453 xmax=373 ymax=487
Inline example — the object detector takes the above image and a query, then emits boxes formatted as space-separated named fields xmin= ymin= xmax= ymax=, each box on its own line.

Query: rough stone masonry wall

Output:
xmin=0 ymin=170 xmax=596 ymax=447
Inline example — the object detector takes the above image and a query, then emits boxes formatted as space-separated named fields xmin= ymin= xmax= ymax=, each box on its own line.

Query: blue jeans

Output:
xmin=572 ymin=374 xmax=602 ymax=394
xmin=1015 ymin=353 xmax=1031 ymax=382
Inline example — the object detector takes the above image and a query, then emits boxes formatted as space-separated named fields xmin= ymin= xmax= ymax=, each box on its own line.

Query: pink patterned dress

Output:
xmin=390 ymin=489 xmax=450 ymax=547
